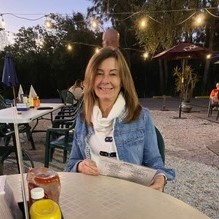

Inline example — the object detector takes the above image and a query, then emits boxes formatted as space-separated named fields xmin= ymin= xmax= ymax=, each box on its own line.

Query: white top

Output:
xmin=30 ymin=187 xmax=44 ymax=200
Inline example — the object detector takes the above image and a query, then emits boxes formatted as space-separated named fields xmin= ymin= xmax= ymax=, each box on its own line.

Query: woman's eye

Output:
xmin=110 ymin=72 xmax=117 ymax=76
xmin=96 ymin=71 xmax=103 ymax=75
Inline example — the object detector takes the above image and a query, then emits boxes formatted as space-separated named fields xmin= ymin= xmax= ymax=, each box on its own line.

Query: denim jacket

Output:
xmin=65 ymin=107 xmax=175 ymax=180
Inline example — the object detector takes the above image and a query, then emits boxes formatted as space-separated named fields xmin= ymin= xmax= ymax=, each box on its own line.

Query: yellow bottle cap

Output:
xmin=29 ymin=199 xmax=61 ymax=219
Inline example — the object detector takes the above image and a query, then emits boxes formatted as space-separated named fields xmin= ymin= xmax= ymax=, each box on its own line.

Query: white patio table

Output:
xmin=6 ymin=172 xmax=211 ymax=219
xmin=0 ymin=103 xmax=63 ymax=124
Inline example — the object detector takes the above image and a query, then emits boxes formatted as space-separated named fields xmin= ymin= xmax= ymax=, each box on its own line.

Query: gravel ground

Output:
xmin=150 ymin=110 xmax=219 ymax=219
xmin=2 ymin=100 xmax=219 ymax=219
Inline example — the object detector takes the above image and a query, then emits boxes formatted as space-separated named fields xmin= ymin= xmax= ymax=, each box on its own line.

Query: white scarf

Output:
xmin=91 ymin=93 xmax=125 ymax=132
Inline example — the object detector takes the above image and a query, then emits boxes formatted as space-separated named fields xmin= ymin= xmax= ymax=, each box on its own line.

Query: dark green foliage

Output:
xmin=0 ymin=13 xmax=100 ymax=99
xmin=1 ymin=1 xmax=219 ymax=99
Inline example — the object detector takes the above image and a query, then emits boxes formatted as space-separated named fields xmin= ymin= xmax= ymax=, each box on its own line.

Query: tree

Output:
xmin=86 ymin=0 xmax=218 ymax=96
xmin=134 ymin=0 xmax=219 ymax=94
xmin=2 ymin=12 xmax=100 ymax=98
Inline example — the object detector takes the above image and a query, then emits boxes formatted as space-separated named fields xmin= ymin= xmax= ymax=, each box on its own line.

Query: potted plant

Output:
xmin=173 ymin=65 xmax=199 ymax=112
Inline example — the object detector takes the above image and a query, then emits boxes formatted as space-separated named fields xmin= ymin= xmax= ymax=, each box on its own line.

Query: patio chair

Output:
xmin=155 ymin=127 xmax=165 ymax=164
xmin=55 ymin=97 xmax=83 ymax=121
xmin=44 ymin=101 xmax=81 ymax=168
xmin=0 ymin=123 xmax=34 ymax=175
xmin=0 ymin=94 xmax=36 ymax=150
xmin=57 ymin=89 xmax=78 ymax=109
xmin=207 ymin=98 xmax=219 ymax=118
xmin=44 ymin=119 xmax=76 ymax=168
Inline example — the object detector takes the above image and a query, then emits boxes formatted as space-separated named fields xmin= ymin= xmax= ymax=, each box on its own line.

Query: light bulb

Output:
xmin=194 ymin=13 xmax=205 ymax=26
xmin=143 ymin=52 xmax=149 ymax=60
xmin=95 ymin=48 xmax=100 ymax=54
xmin=67 ymin=44 xmax=73 ymax=51
xmin=0 ymin=16 xmax=5 ymax=30
xmin=44 ymin=18 xmax=52 ymax=29
xmin=206 ymin=54 xmax=211 ymax=59
xmin=139 ymin=18 xmax=147 ymax=29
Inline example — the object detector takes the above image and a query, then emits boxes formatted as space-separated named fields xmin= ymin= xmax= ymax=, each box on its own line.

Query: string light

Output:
xmin=36 ymin=38 xmax=44 ymax=48
xmin=1 ymin=7 xmax=218 ymax=57
xmin=194 ymin=12 xmax=206 ymax=26
xmin=0 ymin=13 xmax=45 ymax=22
xmin=44 ymin=15 xmax=53 ymax=29
xmin=0 ymin=15 xmax=5 ymax=30
xmin=1 ymin=6 xmax=219 ymax=32
xmin=66 ymin=44 xmax=73 ymax=52
xmin=143 ymin=52 xmax=149 ymax=60
xmin=139 ymin=18 xmax=148 ymax=29
xmin=44 ymin=19 xmax=52 ymax=29
xmin=90 ymin=18 xmax=100 ymax=31
xmin=206 ymin=54 xmax=212 ymax=59
xmin=95 ymin=47 xmax=100 ymax=53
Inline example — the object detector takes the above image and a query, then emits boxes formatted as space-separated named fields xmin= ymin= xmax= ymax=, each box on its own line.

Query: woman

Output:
xmin=65 ymin=47 xmax=175 ymax=191
xmin=68 ymin=79 xmax=83 ymax=101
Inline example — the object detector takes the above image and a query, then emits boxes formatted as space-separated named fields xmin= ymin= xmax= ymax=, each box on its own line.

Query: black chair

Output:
xmin=207 ymin=98 xmax=219 ymax=118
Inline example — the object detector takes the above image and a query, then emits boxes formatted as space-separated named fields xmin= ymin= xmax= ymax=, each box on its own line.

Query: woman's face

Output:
xmin=94 ymin=57 xmax=121 ymax=105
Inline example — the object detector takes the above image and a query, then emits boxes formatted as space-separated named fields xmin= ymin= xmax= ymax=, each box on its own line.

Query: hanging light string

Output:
xmin=1 ymin=13 xmax=45 ymax=21
xmin=114 ymin=11 xmax=141 ymax=22
xmin=1 ymin=7 xmax=218 ymax=60
xmin=146 ymin=15 xmax=162 ymax=24
xmin=176 ymin=12 xmax=197 ymax=25
xmin=205 ymin=8 xmax=219 ymax=18
xmin=0 ymin=6 xmax=218 ymax=27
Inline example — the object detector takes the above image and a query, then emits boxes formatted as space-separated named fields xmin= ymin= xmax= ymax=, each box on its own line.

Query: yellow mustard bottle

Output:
xmin=29 ymin=199 xmax=61 ymax=219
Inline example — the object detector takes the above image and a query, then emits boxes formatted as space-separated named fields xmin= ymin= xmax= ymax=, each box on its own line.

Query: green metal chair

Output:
xmin=155 ymin=126 xmax=165 ymax=164
xmin=57 ymin=89 xmax=78 ymax=107
xmin=0 ymin=94 xmax=35 ymax=150
xmin=44 ymin=101 xmax=82 ymax=168
xmin=0 ymin=123 xmax=34 ymax=175
xmin=44 ymin=118 xmax=76 ymax=168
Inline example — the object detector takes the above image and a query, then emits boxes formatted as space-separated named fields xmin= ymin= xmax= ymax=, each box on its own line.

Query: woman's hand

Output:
xmin=78 ymin=159 xmax=100 ymax=176
xmin=149 ymin=175 xmax=166 ymax=192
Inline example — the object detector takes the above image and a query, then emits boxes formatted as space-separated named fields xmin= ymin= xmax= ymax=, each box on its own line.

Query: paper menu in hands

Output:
xmin=96 ymin=156 xmax=157 ymax=186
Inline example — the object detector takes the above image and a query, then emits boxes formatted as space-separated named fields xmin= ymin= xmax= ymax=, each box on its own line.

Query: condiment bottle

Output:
xmin=33 ymin=96 xmax=40 ymax=107
xmin=28 ymin=97 xmax=34 ymax=107
xmin=23 ymin=95 xmax=28 ymax=105
xmin=27 ymin=167 xmax=61 ymax=204
xmin=30 ymin=187 xmax=45 ymax=206
xmin=29 ymin=199 xmax=62 ymax=219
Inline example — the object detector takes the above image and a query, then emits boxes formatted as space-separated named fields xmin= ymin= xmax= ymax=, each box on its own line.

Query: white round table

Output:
xmin=7 ymin=172 xmax=210 ymax=219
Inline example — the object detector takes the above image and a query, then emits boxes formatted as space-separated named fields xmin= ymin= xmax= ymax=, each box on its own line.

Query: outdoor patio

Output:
xmin=2 ymin=97 xmax=219 ymax=219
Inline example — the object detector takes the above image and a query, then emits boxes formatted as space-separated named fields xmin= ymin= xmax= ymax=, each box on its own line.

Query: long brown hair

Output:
xmin=83 ymin=47 xmax=141 ymax=125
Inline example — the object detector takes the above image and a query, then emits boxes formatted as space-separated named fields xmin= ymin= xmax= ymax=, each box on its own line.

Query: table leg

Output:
xmin=31 ymin=112 xmax=53 ymax=133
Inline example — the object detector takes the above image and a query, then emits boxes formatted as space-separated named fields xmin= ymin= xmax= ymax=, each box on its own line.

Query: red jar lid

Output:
xmin=27 ymin=167 xmax=60 ymax=184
